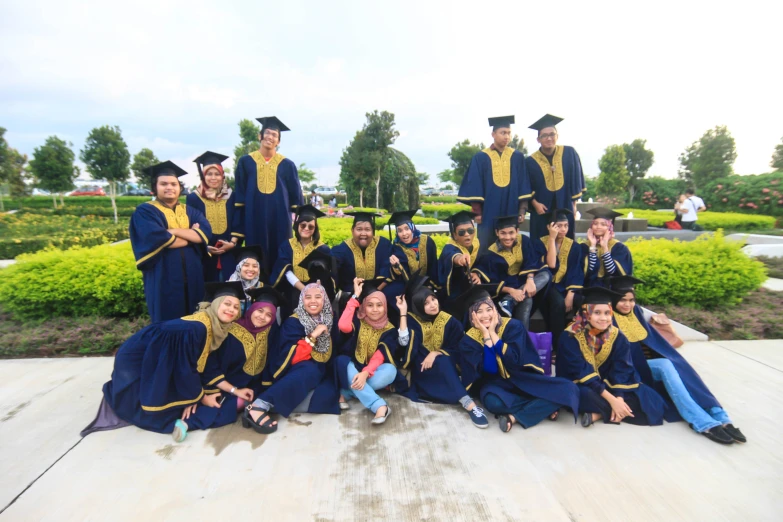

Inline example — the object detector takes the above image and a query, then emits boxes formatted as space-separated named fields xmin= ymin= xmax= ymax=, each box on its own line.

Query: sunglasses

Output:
xmin=298 ymin=222 xmax=316 ymax=231
xmin=456 ymin=228 xmax=475 ymax=237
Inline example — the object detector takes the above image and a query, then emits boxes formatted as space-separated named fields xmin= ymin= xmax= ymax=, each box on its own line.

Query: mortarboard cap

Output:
xmin=544 ymin=207 xmax=573 ymax=223
xmin=579 ymin=286 xmax=625 ymax=306
xmin=488 ymin=115 xmax=515 ymax=130
xmin=388 ymin=210 xmax=418 ymax=227
xmin=295 ymin=204 xmax=326 ymax=220
xmin=203 ymin=281 xmax=245 ymax=302
xmin=608 ymin=276 xmax=646 ymax=294
xmin=529 ymin=114 xmax=564 ymax=132
xmin=446 ymin=210 xmax=478 ymax=232
xmin=494 ymin=215 xmax=520 ymax=230
xmin=246 ymin=286 xmax=286 ymax=307
xmin=585 ymin=207 xmax=623 ymax=223
xmin=234 ymin=245 xmax=264 ymax=264
xmin=143 ymin=160 xmax=187 ymax=188
xmin=298 ymin=248 xmax=336 ymax=299
xmin=452 ymin=283 xmax=499 ymax=319
xmin=256 ymin=116 xmax=290 ymax=133
xmin=193 ymin=151 xmax=229 ymax=167
xmin=346 ymin=211 xmax=381 ymax=228
xmin=358 ymin=277 xmax=388 ymax=302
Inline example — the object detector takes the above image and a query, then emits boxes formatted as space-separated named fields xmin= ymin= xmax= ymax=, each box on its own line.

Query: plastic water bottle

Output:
xmin=576 ymin=211 xmax=581 ymax=220
xmin=588 ymin=198 xmax=593 ymax=203
xmin=628 ymin=211 xmax=634 ymax=219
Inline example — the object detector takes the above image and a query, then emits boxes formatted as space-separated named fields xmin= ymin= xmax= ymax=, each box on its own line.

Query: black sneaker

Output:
xmin=498 ymin=298 xmax=514 ymax=318
xmin=722 ymin=424 xmax=747 ymax=443
xmin=701 ymin=426 xmax=734 ymax=445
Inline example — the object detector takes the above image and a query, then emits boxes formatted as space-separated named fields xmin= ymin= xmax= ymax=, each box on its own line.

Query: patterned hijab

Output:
xmin=198 ymin=164 xmax=231 ymax=202
xmin=228 ymin=258 xmax=261 ymax=297
xmin=196 ymin=296 xmax=239 ymax=352
xmin=294 ymin=283 xmax=333 ymax=354
xmin=357 ymin=291 xmax=389 ymax=330
xmin=568 ymin=304 xmax=615 ymax=354
xmin=394 ymin=222 xmax=421 ymax=256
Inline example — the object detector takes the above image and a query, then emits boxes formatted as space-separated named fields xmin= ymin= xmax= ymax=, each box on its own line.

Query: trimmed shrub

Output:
xmin=614 ymin=208 xmax=776 ymax=230
xmin=702 ymin=171 xmax=783 ymax=218
xmin=626 ymin=231 xmax=767 ymax=308
xmin=421 ymin=203 xmax=471 ymax=220
xmin=0 ymin=242 xmax=145 ymax=320
xmin=317 ymin=216 xmax=440 ymax=247
xmin=422 ymin=196 xmax=458 ymax=203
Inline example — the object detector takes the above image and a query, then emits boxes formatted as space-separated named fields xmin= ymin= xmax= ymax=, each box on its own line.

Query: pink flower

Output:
xmin=738 ymin=203 xmax=745 ymax=207
xmin=722 ymin=197 xmax=728 ymax=202
xmin=664 ymin=197 xmax=670 ymax=202
xmin=762 ymin=188 xmax=770 ymax=193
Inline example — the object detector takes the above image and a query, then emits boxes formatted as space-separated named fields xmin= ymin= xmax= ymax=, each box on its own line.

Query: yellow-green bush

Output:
xmin=626 ymin=231 xmax=767 ymax=308
xmin=0 ymin=242 xmax=145 ymax=320
xmin=421 ymin=203 xmax=471 ymax=219
xmin=614 ymin=208 xmax=776 ymax=231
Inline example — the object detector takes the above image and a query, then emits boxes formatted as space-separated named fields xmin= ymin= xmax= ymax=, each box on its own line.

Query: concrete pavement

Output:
xmin=0 ymin=341 xmax=781 ymax=521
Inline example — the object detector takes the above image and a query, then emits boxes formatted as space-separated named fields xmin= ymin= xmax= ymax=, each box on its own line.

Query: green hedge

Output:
xmin=422 ymin=196 xmax=458 ymax=203
xmin=421 ymin=203 xmax=471 ymax=219
xmin=317 ymin=216 xmax=439 ymax=247
xmin=702 ymin=171 xmax=783 ymax=218
xmin=627 ymin=231 xmax=767 ymax=308
xmin=0 ymin=242 xmax=145 ymax=320
xmin=614 ymin=208 xmax=776 ymax=230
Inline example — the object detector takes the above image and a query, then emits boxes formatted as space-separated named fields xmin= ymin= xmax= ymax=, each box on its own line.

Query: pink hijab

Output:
xmin=236 ymin=302 xmax=276 ymax=335
xmin=357 ymin=291 xmax=390 ymax=330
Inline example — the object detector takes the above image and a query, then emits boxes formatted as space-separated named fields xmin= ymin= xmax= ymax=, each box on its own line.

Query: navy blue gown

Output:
xmin=332 ymin=236 xmax=407 ymax=311
xmin=457 ymin=147 xmax=531 ymax=251
xmin=473 ymin=236 xmax=542 ymax=290
xmin=438 ymin=237 xmax=490 ymax=307
xmin=583 ymin=240 xmax=633 ymax=288
xmin=233 ymin=151 xmax=303 ymax=272
xmin=532 ymin=236 xmax=585 ymax=298
xmin=129 ymin=200 xmax=212 ymax=323
xmin=269 ymin=239 xmax=332 ymax=316
xmin=186 ymin=192 xmax=243 ymax=282
xmin=526 ymin=146 xmax=585 ymax=240
xmin=393 ymin=234 xmax=440 ymax=290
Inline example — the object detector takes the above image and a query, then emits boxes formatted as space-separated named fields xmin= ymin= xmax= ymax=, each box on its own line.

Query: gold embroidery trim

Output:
xmin=447 ymin=237 xmax=479 ymax=267
xmin=346 ymin=237 xmax=378 ymax=280
xmin=355 ymin=320 xmax=394 ymax=364
xmin=481 ymin=147 xmax=515 ymax=188
xmin=614 ymin=312 xmax=648 ymax=343
xmin=531 ymin=146 xmax=564 ymax=192
xmin=147 ymin=200 xmax=190 ymax=229
xmin=575 ymin=328 xmax=619 ymax=374
xmin=541 ymin=236 xmax=573 ymax=284
xmin=228 ymin=323 xmax=270 ymax=376
xmin=198 ymin=196 xmax=228 ymax=235
xmin=416 ymin=312 xmax=451 ymax=352
xmin=311 ymin=338 xmax=332 ymax=363
xmin=400 ymin=234 xmax=428 ymax=274
xmin=489 ymin=241 xmax=523 ymax=275
xmin=249 ymin=151 xmax=285 ymax=195
xmin=291 ymin=238 xmax=321 ymax=282
xmin=182 ymin=312 xmax=213 ymax=373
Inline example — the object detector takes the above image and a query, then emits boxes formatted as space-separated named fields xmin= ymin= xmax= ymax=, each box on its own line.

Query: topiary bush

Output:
xmin=614 ymin=208 xmax=776 ymax=230
xmin=422 ymin=196 xmax=458 ymax=203
xmin=626 ymin=231 xmax=767 ymax=308
xmin=421 ymin=203 xmax=471 ymax=220
xmin=0 ymin=242 xmax=145 ymax=320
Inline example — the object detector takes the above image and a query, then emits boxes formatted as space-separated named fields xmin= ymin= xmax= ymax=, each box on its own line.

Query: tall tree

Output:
xmin=596 ymin=145 xmax=630 ymax=197
xmin=678 ymin=125 xmax=737 ymax=189
xmin=771 ymin=136 xmax=783 ymax=171
xmin=437 ymin=169 xmax=456 ymax=185
xmin=509 ymin=134 xmax=528 ymax=155
xmin=80 ymin=125 xmax=131 ymax=223
xmin=622 ymin=139 xmax=655 ymax=203
xmin=6 ymin=149 xmax=29 ymax=198
xmin=131 ymin=148 xmax=159 ymax=182
xmin=29 ymin=136 xmax=79 ymax=208
xmin=233 ymin=119 xmax=260 ymax=168
xmin=298 ymin=162 xmax=317 ymax=185
xmin=446 ymin=139 xmax=483 ymax=186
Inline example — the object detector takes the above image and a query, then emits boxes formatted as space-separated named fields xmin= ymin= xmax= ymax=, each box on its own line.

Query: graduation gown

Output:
xmin=583 ymin=239 xmax=633 ymax=288
xmin=332 ymin=236 xmax=407 ymax=308
xmin=533 ymin=236 xmax=584 ymax=297
xmin=186 ymin=191 xmax=243 ymax=282
xmin=457 ymin=147 xmax=531 ymax=251
xmin=259 ymin=315 xmax=340 ymax=417
xmin=557 ymin=327 xmax=667 ymax=425
xmin=334 ymin=317 xmax=409 ymax=393
xmin=438 ymin=237 xmax=484 ymax=304
xmin=526 ymin=146 xmax=585 ymax=240
xmin=129 ymin=200 xmax=212 ymax=323
xmin=401 ymin=312 xmax=468 ymax=404
xmin=234 ymin=151 xmax=303 ymax=272
xmin=102 ymin=312 xmax=231 ymax=434
xmin=459 ymin=318 xmax=580 ymax=419
xmin=473 ymin=236 xmax=541 ymax=291
xmin=269 ymin=239 xmax=332 ymax=314
xmin=615 ymin=306 xmax=721 ymax=418
xmin=393 ymin=234 xmax=440 ymax=290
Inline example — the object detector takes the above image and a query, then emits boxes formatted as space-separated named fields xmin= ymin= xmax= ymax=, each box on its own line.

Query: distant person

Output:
xmin=329 ymin=196 xmax=338 ymax=208
xmin=673 ymin=194 xmax=686 ymax=225
xmin=130 ymin=161 xmax=212 ymax=323
xmin=680 ymin=189 xmax=706 ymax=230
xmin=525 ymin=114 xmax=585 ymax=241
xmin=458 ymin=115 xmax=531 ymax=252
xmin=310 ymin=190 xmax=323 ymax=209
xmin=234 ymin=116 xmax=303 ymax=273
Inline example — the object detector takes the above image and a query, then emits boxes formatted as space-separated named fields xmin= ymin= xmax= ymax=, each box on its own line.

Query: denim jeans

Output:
xmin=512 ymin=270 xmax=552 ymax=329
xmin=648 ymin=358 xmax=731 ymax=432
xmin=341 ymin=362 xmax=397 ymax=413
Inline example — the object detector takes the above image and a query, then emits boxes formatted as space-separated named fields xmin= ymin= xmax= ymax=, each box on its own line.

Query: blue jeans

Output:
xmin=341 ymin=362 xmax=397 ymax=413
xmin=648 ymin=358 xmax=731 ymax=432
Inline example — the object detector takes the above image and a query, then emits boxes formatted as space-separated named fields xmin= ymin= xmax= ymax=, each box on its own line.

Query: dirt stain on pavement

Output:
xmin=288 ymin=413 xmax=312 ymax=427
xmin=155 ymin=444 xmax=180 ymax=460
xmin=2 ymin=401 xmax=31 ymax=422
xmin=206 ymin=418 xmax=267 ymax=456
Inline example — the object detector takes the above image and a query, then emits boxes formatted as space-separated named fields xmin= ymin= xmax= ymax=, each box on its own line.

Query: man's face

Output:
xmin=453 ymin=222 xmax=475 ymax=247
xmin=496 ymin=226 xmax=518 ymax=248
xmin=537 ymin=127 xmax=558 ymax=149
xmin=260 ymin=128 xmax=280 ymax=149
xmin=155 ymin=176 xmax=181 ymax=201
xmin=352 ymin=221 xmax=374 ymax=247
xmin=492 ymin=127 xmax=511 ymax=149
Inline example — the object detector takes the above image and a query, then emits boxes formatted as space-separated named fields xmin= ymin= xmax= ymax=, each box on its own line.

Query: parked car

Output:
xmin=70 ymin=186 xmax=106 ymax=196
xmin=420 ymin=188 xmax=435 ymax=196
xmin=314 ymin=187 xmax=339 ymax=195
xmin=441 ymin=189 xmax=458 ymax=196
xmin=31 ymin=188 xmax=51 ymax=196
xmin=121 ymin=188 xmax=153 ymax=196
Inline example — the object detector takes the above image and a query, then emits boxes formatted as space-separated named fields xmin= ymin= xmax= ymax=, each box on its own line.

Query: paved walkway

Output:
xmin=0 ymin=340 xmax=781 ymax=521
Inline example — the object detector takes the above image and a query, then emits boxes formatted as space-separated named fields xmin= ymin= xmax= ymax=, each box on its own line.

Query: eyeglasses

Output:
xmin=298 ymin=223 xmax=316 ymax=231
xmin=539 ymin=132 xmax=557 ymax=140
xmin=456 ymin=228 xmax=475 ymax=237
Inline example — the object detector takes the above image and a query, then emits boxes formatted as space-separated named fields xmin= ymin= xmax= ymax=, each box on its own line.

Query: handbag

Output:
xmin=527 ymin=331 xmax=553 ymax=376
xmin=649 ymin=313 xmax=684 ymax=348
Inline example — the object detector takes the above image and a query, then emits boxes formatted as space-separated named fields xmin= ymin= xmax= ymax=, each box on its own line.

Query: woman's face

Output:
xmin=218 ymin=297 xmax=241 ymax=322
xmin=615 ymin=292 xmax=635 ymax=315
xmin=250 ymin=306 xmax=274 ymax=328
xmin=396 ymin=224 xmax=413 ymax=244
xmin=303 ymin=288 xmax=324 ymax=316
xmin=475 ymin=303 xmax=495 ymax=328
xmin=298 ymin=218 xmax=316 ymax=240
xmin=591 ymin=219 xmax=609 ymax=237
xmin=203 ymin=166 xmax=223 ymax=190
xmin=553 ymin=220 xmax=569 ymax=239
xmin=364 ymin=297 xmax=386 ymax=322
xmin=588 ymin=304 xmax=613 ymax=330
xmin=423 ymin=295 xmax=439 ymax=316
xmin=240 ymin=259 xmax=260 ymax=280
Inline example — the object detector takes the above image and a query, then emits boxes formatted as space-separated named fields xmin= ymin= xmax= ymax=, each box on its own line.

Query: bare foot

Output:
xmin=374 ymin=405 xmax=388 ymax=419
xmin=250 ymin=408 xmax=278 ymax=428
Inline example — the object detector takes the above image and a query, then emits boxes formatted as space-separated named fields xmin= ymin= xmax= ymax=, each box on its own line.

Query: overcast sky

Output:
xmin=1 ymin=0 xmax=780 ymax=188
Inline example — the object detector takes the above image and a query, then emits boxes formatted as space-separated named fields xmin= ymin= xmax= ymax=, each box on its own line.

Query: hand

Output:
xmin=351 ymin=371 xmax=368 ymax=390
xmin=518 ymin=213 xmax=525 ymax=224
xmin=609 ymin=396 xmax=634 ymax=421
xmin=421 ymin=351 xmax=441 ymax=371
xmin=207 ymin=246 xmax=222 ymax=255
xmin=454 ymin=254 xmax=468 ymax=267
xmin=234 ymin=387 xmax=254 ymax=402
xmin=389 ymin=255 xmax=400 ymax=266
xmin=587 ymin=229 xmax=597 ymax=248
xmin=201 ymin=393 xmax=221 ymax=408
xmin=532 ymin=199 xmax=548 ymax=215
xmin=489 ymin=308 xmax=499 ymax=331
xmin=565 ymin=291 xmax=575 ymax=313
xmin=524 ymin=277 xmax=537 ymax=298
xmin=508 ymin=288 xmax=525 ymax=303
xmin=547 ymin=222 xmax=558 ymax=240
xmin=353 ymin=277 xmax=364 ymax=297
xmin=600 ymin=231 xmax=612 ymax=250
xmin=191 ymin=223 xmax=200 ymax=229
xmin=221 ymin=241 xmax=236 ymax=252
xmin=471 ymin=311 xmax=489 ymax=336
xmin=181 ymin=403 xmax=197 ymax=420
xmin=310 ymin=324 xmax=328 ymax=339
xmin=469 ymin=273 xmax=481 ymax=285
xmin=396 ymin=294 xmax=407 ymax=315
xmin=475 ymin=214 xmax=482 ymax=225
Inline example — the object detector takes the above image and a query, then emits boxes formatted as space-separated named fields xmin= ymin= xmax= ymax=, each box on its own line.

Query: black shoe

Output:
xmin=701 ymin=426 xmax=734 ymax=445
xmin=722 ymin=424 xmax=747 ymax=443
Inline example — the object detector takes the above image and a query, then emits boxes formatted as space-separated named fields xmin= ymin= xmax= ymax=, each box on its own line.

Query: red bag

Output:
xmin=664 ymin=220 xmax=682 ymax=230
